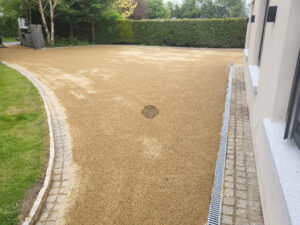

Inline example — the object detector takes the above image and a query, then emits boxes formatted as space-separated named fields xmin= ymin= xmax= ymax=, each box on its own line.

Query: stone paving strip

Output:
xmin=36 ymin=97 xmax=72 ymax=225
xmin=1 ymin=62 xmax=72 ymax=225
xmin=221 ymin=65 xmax=264 ymax=225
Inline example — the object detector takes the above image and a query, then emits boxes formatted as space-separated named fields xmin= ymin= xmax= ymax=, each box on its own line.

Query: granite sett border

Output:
xmin=1 ymin=61 xmax=72 ymax=225
xmin=221 ymin=65 xmax=264 ymax=225
xmin=1 ymin=61 xmax=55 ymax=225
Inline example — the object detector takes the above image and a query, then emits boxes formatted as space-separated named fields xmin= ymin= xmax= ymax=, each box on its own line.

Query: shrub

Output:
xmin=0 ymin=16 xmax=18 ymax=37
xmin=45 ymin=36 xmax=89 ymax=47
xmin=94 ymin=18 xmax=247 ymax=48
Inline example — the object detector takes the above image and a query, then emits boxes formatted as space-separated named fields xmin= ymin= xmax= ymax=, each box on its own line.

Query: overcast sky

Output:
xmin=163 ymin=0 xmax=183 ymax=5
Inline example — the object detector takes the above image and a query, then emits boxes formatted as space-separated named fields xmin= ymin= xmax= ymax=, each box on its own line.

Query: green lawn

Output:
xmin=0 ymin=64 xmax=48 ymax=225
xmin=3 ymin=37 xmax=17 ymax=43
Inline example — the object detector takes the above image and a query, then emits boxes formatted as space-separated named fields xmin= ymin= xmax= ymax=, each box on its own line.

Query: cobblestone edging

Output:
xmin=1 ymin=62 xmax=72 ymax=225
xmin=221 ymin=65 xmax=264 ymax=225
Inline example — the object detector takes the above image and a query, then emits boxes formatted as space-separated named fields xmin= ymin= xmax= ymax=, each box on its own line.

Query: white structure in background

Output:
xmin=243 ymin=0 xmax=300 ymax=224
xmin=18 ymin=18 xmax=29 ymax=29
xmin=244 ymin=0 xmax=250 ymax=16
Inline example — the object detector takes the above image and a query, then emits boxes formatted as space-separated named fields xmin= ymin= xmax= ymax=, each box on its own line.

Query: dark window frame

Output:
xmin=258 ymin=0 xmax=270 ymax=66
xmin=284 ymin=50 xmax=300 ymax=149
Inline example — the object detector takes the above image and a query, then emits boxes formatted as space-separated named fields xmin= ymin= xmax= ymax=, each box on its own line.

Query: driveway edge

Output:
xmin=1 ymin=61 xmax=68 ymax=225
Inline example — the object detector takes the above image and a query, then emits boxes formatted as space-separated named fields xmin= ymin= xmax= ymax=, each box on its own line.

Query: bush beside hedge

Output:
xmin=94 ymin=18 xmax=247 ymax=48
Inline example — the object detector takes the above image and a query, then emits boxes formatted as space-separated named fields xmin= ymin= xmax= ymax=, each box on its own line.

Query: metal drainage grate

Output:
xmin=207 ymin=63 xmax=234 ymax=225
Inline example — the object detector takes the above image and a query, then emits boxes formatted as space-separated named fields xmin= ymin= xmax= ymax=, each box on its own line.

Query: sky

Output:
xmin=163 ymin=0 xmax=183 ymax=5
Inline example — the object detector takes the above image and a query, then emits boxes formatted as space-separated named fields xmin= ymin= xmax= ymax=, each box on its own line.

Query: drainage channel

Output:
xmin=207 ymin=63 xmax=234 ymax=225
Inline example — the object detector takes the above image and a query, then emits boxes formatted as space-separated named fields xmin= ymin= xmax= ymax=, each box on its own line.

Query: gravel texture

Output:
xmin=0 ymin=45 xmax=243 ymax=225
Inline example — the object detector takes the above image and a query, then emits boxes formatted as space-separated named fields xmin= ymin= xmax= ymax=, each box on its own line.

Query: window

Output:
xmin=258 ymin=0 xmax=270 ymax=66
xmin=284 ymin=50 xmax=300 ymax=149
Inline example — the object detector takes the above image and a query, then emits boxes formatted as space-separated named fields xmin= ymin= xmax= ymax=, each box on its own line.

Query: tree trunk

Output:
xmin=70 ymin=23 xmax=74 ymax=38
xmin=50 ymin=9 xmax=55 ymax=45
xmin=29 ymin=9 xmax=32 ymax=24
xmin=91 ymin=23 xmax=95 ymax=43
xmin=38 ymin=0 xmax=50 ymax=44
xmin=49 ymin=1 xmax=55 ymax=46
xmin=26 ymin=10 xmax=29 ymax=25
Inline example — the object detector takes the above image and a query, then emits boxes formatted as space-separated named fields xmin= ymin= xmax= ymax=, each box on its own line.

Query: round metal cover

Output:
xmin=141 ymin=105 xmax=159 ymax=119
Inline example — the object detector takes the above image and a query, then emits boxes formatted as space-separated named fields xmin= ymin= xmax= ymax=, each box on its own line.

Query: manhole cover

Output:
xmin=141 ymin=105 xmax=159 ymax=119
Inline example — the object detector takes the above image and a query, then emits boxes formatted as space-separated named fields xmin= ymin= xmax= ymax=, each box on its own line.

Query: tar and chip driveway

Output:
xmin=0 ymin=45 xmax=243 ymax=225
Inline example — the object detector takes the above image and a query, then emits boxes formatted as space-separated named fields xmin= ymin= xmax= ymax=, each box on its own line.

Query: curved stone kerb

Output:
xmin=1 ymin=61 xmax=72 ymax=225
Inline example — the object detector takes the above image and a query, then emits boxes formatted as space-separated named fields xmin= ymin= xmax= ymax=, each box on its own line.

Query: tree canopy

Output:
xmin=146 ymin=0 xmax=169 ymax=19
xmin=0 ymin=0 xmax=246 ymax=44
xmin=129 ymin=0 xmax=150 ymax=19
xmin=167 ymin=0 xmax=245 ymax=18
xmin=113 ymin=0 xmax=137 ymax=18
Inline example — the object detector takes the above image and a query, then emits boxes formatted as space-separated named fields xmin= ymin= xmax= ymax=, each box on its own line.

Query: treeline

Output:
xmin=130 ymin=0 xmax=245 ymax=19
xmin=0 ymin=0 xmax=246 ymax=45
xmin=0 ymin=0 xmax=139 ymax=44
xmin=167 ymin=0 xmax=246 ymax=19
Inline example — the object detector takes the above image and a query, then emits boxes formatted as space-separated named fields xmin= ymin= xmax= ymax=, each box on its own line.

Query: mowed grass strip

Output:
xmin=0 ymin=64 xmax=48 ymax=225
xmin=2 ymin=37 xmax=17 ymax=43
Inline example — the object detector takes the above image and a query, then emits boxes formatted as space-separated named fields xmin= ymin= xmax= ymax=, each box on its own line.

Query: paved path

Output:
xmin=35 ymin=90 xmax=72 ymax=225
xmin=3 ymin=41 xmax=20 ymax=46
xmin=221 ymin=65 xmax=264 ymax=225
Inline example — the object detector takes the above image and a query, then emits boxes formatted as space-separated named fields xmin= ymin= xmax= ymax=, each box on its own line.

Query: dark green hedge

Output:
xmin=94 ymin=18 xmax=247 ymax=48
xmin=0 ymin=17 xmax=18 ymax=37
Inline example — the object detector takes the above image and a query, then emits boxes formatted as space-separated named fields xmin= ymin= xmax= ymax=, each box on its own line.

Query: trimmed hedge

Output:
xmin=94 ymin=18 xmax=247 ymax=48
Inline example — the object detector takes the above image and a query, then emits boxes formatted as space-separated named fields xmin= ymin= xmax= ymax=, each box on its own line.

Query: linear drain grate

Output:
xmin=207 ymin=63 xmax=234 ymax=225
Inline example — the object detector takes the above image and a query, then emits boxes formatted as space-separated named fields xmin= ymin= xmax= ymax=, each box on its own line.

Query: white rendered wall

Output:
xmin=243 ymin=0 xmax=300 ymax=224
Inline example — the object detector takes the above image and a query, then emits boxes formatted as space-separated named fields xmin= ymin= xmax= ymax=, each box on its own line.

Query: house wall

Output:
xmin=243 ymin=0 xmax=300 ymax=224
xmin=244 ymin=2 xmax=254 ymax=49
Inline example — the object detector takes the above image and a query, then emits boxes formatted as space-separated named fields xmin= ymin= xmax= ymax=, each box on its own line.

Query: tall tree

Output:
xmin=0 ymin=0 xmax=35 ymax=20
xmin=35 ymin=0 xmax=60 ymax=45
xmin=23 ymin=0 xmax=36 ymax=24
xmin=181 ymin=0 xmax=200 ymax=18
xmin=56 ymin=0 xmax=119 ymax=41
xmin=173 ymin=4 xmax=182 ymax=18
xmin=113 ymin=0 xmax=137 ymax=18
xmin=230 ymin=0 xmax=244 ymax=17
xmin=166 ymin=1 xmax=176 ymax=18
xmin=56 ymin=0 xmax=81 ymax=38
xmin=198 ymin=0 xmax=216 ymax=18
xmin=0 ymin=0 xmax=36 ymax=36
xmin=146 ymin=0 xmax=169 ymax=19
xmin=63 ymin=0 xmax=116 ymax=43
xmin=130 ymin=0 xmax=150 ymax=19
xmin=165 ymin=0 xmax=244 ymax=18
xmin=215 ymin=0 xmax=244 ymax=17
